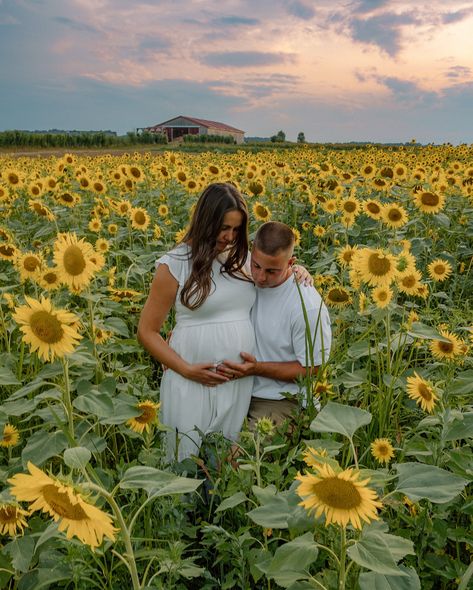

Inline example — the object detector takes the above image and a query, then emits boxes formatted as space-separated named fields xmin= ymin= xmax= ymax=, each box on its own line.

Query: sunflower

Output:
xmin=303 ymin=447 xmax=329 ymax=470
xmin=313 ymin=225 xmax=326 ymax=238
xmin=320 ymin=198 xmax=338 ymax=214
xmin=430 ymin=329 xmax=463 ymax=361
xmin=253 ymin=202 xmax=271 ymax=222
xmin=0 ymin=502 xmax=28 ymax=536
xmin=28 ymin=199 xmax=56 ymax=221
xmin=16 ymin=251 xmax=44 ymax=282
xmin=89 ymin=251 xmax=106 ymax=272
xmin=4 ymin=168 xmax=23 ymax=188
xmin=292 ymin=228 xmax=301 ymax=247
xmin=337 ymin=245 xmax=358 ymax=267
xmin=36 ymin=267 xmax=61 ymax=292
xmin=95 ymin=238 xmax=110 ymax=253
xmin=130 ymin=207 xmax=151 ymax=231
xmin=397 ymin=269 xmax=422 ymax=295
xmin=352 ymin=248 xmax=397 ymax=287
xmin=127 ymin=400 xmax=160 ymax=433
xmin=108 ymin=223 xmax=118 ymax=235
xmin=54 ymin=233 xmax=96 ymax=291
xmin=362 ymin=199 xmax=383 ymax=220
xmin=115 ymin=199 xmax=132 ymax=217
xmin=370 ymin=438 xmax=394 ymax=464
xmin=340 ymin=197 xmax=360 ymax=216
xmin=88 ymin=217 xmax=102 ymax=233
xmin=56 ymin=191 xmax=78 ymax=207
xmin=93 ymin=326 xmax=112 ymax=344
xmin=406 ymin=372 xmax=438 ymax=413
xmin=127 ymin=165 xmax=144 ymax=181
xmin=0 ymin=184 xmax=11 ymax=202
xmin=8 ymin=462 xmax=117 ymax=548
xmin=28 ymin=182 xmax=43 ymax=198
xmin=381 ymin=204 xmax=408 ymax=228
xmin=13 ymin=296 xmax=82 ymax=362
xmin=158 ymin=204 xmax=169 ymax=217
xmin=413 ymin=191 xmax=446 ymax=214
xmin=428 ymin=259 xmax=452 ymax=282
xmin=296 ymin=463 xmax=382 ymax=529
xmin=360 ymin=164 xmax=377 ymax=179
xmin=153 ymin=225 xmax=162 ymax=240
xmin=371 ymin=285 xmax=393 ymax=308
xmin=108 ymin=287 xmax=142 ymax=302
xmin=0 ymin=424 xmax=20 ymax=447
xmin=0 ymin=243 xmax=18 ymax=261
xmin=393 ymin=163 xmax=407 ymax=180
xmin=247 ymin=181 xmax=264 ymax=196
xmin=325 ymin=286 xmax=351 ymax=308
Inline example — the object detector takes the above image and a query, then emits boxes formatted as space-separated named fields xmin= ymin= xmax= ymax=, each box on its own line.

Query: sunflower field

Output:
xmin=0 ymin=145 xmax=472 ymax=589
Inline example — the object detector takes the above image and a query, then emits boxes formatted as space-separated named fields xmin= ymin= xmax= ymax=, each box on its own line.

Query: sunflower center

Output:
xmin=438 ymin=340 xmax=453 ymax=353
xmin=368 ymin=253 xmax=392 ymax=276
xmin=0 ymin=506 xmax=18 ymax=523
xmin=329 ymin=289 xmax=349 ymax=303
xmin=0 ymin=245 xmax=15 ymax=256
xmin=30 ymin=311 xmax=65 ymax=343
xmin=24 ymin=256 xmax=41 ymax=272
xmin=367 ymin=202 xmax=380 ymax=214
xmin=134 ymin=211 xmax=146 ymax=224
xmin=421 ymin=192 xmax=439 ymax=206
xmin=433 ymin=264 xmax=445 ymax=274
xmin=135 ymin=405 xmax=156 ymax=424
xmin=313 ymin=477 xmax=362 ymax=509
xmin=388 ymin=209 xmax=402 ymax=221
xmin=378 ymin=290 xmax=388 ymax=301
xmin=377 ymin=444 xmax=389 ymax=455
xmin=343 ymin=201 xmax=357 ymax=213
xmin=43 ymin=272 xmax=58 ymax=284
xmin=63 ymin=245 xmax=86 ymax=276
xmin=418 ymin=383 xmax=432 ymax=401
xmin=402 ymin=275 xmax=416 ymax=288
xmin=42 ymin=485 xmax=89 ymax=520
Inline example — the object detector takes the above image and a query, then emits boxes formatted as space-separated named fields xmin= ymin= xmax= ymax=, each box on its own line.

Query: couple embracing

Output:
xmin=138 ymin=183 xmax=331 ymax=462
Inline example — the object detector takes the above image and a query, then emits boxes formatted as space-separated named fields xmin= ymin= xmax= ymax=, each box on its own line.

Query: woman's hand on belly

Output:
xmin=183 ymin=362 xmax=231 ymax=387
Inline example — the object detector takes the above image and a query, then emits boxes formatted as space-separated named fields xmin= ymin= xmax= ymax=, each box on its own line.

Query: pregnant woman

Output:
xmin=138 ymin=183 xmax=256 ymax=461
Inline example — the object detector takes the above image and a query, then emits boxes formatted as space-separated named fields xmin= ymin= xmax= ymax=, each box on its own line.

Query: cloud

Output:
xmin=446 ymin=65 xmax=472 ymax=79
xmin=0 ymin=14 xmax=19 ymax=25
xmin=378 ymin=76 xmax=437 ymax=105
xmin=210 ymin=15 xmax=260 ymax=26
xmin=348 ymin=12 xmax=418 ymax=56
xmin=441 ymin=8 xmax=473 ymax=24
xmin=200 ymin=51 xmax=296 ymax=68
xmin=355 ymin=0 xmax=391 ymax=14
xmin=52 ymin=16 xmax=98 ymax=33
xmin=287 ymin=1 xmax=315 ymax=20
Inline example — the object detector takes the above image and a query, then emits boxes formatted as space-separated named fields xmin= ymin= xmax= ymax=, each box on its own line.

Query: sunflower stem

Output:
xmin=85 ymin=483 xmax=141 ymax=590
xmin=338 ymin=526 xmax=347 ymax=590
xmin=62 ymin=358 xmax=75 ymax=441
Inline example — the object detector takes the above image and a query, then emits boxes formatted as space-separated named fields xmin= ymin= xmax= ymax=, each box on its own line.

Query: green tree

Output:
xmin=297 ymin=131 xmax=306 ymax=143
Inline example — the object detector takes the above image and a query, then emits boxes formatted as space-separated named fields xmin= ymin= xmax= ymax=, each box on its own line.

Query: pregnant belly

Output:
xmin=170 ymin=320 xmax=255 ymax=364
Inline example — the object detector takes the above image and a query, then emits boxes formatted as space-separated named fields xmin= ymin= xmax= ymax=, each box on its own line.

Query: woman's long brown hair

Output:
xmin=180 ymin=183 xmax=249 ymax=310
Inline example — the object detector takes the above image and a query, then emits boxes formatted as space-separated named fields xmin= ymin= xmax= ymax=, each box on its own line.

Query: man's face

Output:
xmin=251 ymin=246 xmax=295 ymax=288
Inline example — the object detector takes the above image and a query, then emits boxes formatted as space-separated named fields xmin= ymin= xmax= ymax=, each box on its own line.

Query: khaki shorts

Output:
xmin=246 ymin=396 xmax=298 ymax=431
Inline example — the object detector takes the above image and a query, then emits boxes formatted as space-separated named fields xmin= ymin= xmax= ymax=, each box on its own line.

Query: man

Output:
xmin=220 ymin=221 xmax=332 ymax=427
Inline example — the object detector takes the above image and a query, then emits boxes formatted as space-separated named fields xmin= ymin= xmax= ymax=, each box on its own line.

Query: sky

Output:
xmin=1 ymin=0 xmax=473 ymax=143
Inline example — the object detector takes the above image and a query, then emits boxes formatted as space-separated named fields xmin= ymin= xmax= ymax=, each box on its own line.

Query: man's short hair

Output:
xmin=253 ymin=221 xmax=295 ymax=256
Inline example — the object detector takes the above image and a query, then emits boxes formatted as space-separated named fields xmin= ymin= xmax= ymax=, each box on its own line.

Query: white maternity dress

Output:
xmin=156 ymin=244 xmax=256 ymax=461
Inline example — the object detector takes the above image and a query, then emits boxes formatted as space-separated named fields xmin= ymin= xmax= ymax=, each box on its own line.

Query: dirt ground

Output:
xmin=0 ymin=146 xmax=170 ymax=159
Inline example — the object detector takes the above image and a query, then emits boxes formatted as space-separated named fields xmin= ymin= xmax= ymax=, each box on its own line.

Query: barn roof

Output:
xmin=148 ymin=115 xmax=244 ymax=134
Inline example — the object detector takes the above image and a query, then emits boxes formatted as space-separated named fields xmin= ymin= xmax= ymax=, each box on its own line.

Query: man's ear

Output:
xmin=288 ymin=256 xmax=297 ymax=267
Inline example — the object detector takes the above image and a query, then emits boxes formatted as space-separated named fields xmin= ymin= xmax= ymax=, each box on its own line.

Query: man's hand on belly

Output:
xmin=218 ymin=352 xmax=257 ymax=380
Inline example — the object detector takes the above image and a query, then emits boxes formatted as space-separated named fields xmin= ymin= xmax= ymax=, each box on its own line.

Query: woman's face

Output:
xmin=216 ymin=210 xmax=243 ymax=251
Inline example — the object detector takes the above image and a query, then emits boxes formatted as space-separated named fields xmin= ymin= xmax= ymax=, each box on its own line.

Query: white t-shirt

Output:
xmin=251 ymin=275 xmax=332 ymax=401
